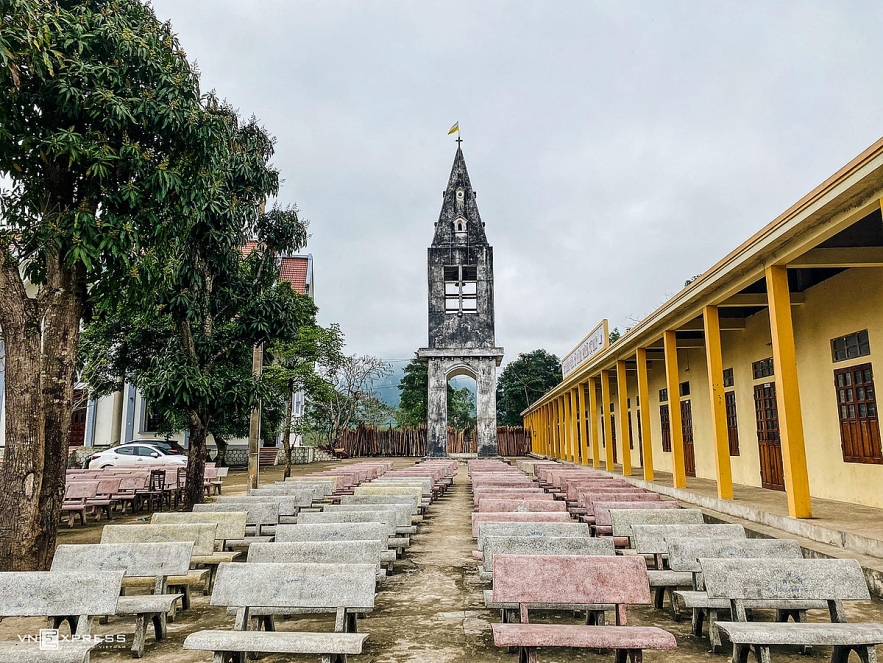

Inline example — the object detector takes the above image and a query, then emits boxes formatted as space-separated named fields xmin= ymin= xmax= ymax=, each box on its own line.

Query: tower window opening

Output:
xmin=454 ymin=217 xmax=467 ymax=233
xmin=444 ymin=264 xmax=478 ymax=315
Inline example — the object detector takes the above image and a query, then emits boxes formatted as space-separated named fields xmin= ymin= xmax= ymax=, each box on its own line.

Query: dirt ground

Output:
xmin=2 ymin=457 xmax=882 ymax=662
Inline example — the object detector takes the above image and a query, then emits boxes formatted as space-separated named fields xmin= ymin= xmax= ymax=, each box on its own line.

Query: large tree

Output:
xmin=80 ymin=109 xmax=313 ymax=507
xmin=0 ymin=0 xmax=219 ymax=569
xmin=496 ymin=349 xmax=562 ymax=426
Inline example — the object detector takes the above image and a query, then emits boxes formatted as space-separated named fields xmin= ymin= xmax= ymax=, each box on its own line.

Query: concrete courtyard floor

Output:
xmin=2 ymin=457 xmax=882 ymax=662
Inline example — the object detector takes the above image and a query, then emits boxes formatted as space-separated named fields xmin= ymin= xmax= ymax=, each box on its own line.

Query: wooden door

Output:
xmin=835 ymin=363 xmax=882 ymax=463
xmin=68 ymin=389 xmax=87 ymax=447
xmin=610 ymin=411 xmax=618 ymax=464
xmin=754 ymin=382 xmax=785 ymax=491
xmin=680 ymin=400 xmax=696 ymax=477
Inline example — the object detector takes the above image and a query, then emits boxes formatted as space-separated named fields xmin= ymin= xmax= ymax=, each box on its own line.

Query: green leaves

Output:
xmin=496 ymin=349 xmax=563 ymax=426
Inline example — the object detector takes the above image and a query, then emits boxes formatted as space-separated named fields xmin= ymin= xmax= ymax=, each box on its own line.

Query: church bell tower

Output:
xmin=417 ymin=143 xmax=504 ymax=457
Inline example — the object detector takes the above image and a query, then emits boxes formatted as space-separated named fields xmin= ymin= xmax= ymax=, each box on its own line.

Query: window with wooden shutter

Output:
xmin=660 ymin=404 xmax=671 ymax=452
xmin=835 ymin=363 xmax=882 ymax=464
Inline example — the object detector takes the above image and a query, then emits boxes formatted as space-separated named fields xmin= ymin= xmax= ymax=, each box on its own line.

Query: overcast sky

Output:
xmin=152 ymin=0 xmax=883 ymax=367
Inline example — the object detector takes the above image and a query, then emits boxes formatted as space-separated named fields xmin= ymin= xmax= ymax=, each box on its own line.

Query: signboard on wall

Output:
xmin=561 ymin=320 xmax=609 ymax=377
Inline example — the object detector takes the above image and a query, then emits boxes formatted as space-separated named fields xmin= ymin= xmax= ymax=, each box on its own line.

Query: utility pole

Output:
xmin=248 ymin=343 xmax=263 ymax=490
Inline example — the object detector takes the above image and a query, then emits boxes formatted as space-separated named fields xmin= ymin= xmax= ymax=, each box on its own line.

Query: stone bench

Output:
xmin=274 ymin=522 xmax=397 ymax=570
xmin=323 ymin=503 xmax=416 ymax=535
xmin=217 ymin=494 xmax=308 ymax=523
xmin=476 ymin=499 xmax=567 ymax=513
xmin=667 ymin=537 xmax=820 ymax=652
xmin=471 ymin=512 xmax=572 ymax=538
xmin=607 ymin=507 xmax=703 ymax=548
xmin=480 ymin=534 xmax=614 ymax=585
xmin=151 ymin=512 xmax=248 ymax=593
xmin=248 ymin=540 xmax=385 ymax=580
xmin=192 ymin=502 xmax=279 ymax=544
xmin=472 ymin=489 xmax=552 ymax=507
xmin=491 ymin=554 xmax=677 ymax=662
xmin=183 ymin=562 xmax=374 ymax=663
xmin=590 ymin=501 xmax=682 ymax=540
xmin=295 ymin=511 xmax=408 ymax=558
xmin=100 ymin=523 xmax=219 ymax=612
xmin=51 ymin=543 xmax=191 ymax=657
xmin=0 ymin=570 xmax=123 ymax=663
xmin=702 ymin=557 xmax=883 ymax=662
xmin=475 ymin=521 xmax=590 ymax=560
xmin=631 ymin=523 xmax=746 ymax=618
xmin=338 ymin=494 xmax=422 ymax=521
xmin=573 ymin=491 xmax=659 ymax=518
xmin=353 ymin=485 xmax=428 ymax=511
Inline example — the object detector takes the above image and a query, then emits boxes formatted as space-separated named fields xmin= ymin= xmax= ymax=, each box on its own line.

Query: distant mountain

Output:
xmin=373 ymin=358 xmax=477 ymax=410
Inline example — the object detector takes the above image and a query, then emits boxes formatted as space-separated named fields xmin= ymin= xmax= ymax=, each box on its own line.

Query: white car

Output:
xmin=87 ymin=443 xmax=187 ymax=469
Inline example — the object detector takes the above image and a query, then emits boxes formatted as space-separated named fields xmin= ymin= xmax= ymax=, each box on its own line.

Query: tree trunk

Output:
xmin=183 ymin=412 xmax=207 ymax=508
xmin=36 ymin=259 xmax=85 ymax=569
xmin=214 ymin=435 xmax=228 ymax=468
xmin=0 ymin=322 xmax=47 ymax=571
xmin=282 ymin=382 xmax=294 ymax=479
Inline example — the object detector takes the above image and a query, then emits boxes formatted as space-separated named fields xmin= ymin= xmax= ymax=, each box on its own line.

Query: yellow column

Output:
xmin=588 ymin=377 xmax=600 ymax=468
xmin=552 ymin=398 xmax=561 ymax=458
xmin=577 ymin=382 xmax=589 ymax=465
xmin=545 ymin=404 xmax=551 ymax=457
xmin=616 ymin=360 xmax=633 ymax=476
xmin=569 ymin=388 xmax=579 ymax=463
xmin=600 ymin=370 xmax=615 ymax=471
xmin=561 ymin=394 xmax=570 ymax=462
xmin=766 ymin=265 xmax=812 ymax=518
xmin=636 ymin=348 xmax=655 ymax=481
xmin=703 ymin=305 xmax=734 ymax=500
xmin=664 ymin=330 xmax=687 ymax=488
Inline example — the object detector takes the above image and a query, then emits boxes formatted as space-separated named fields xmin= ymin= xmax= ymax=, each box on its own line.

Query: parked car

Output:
xmin=87 ymin=443 xmax=187 ymax=469
xmin=121 ymin=438 xmax=185 ymax=455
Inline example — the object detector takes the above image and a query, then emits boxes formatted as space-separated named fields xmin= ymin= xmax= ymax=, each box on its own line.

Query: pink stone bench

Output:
xmin=477 ymin=499 xmax=567 ymax=513
xmin=491 ymin=554 xmax=677 ymax=662
xmin=575 ymin=492 xmax=661 ymax=520
xmin=471 ymin=512 xmax=572 ymax=538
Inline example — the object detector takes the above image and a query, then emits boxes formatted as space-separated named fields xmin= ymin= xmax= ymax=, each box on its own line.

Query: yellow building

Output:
xmin=523 ymin=138 xmax=883 ymax=518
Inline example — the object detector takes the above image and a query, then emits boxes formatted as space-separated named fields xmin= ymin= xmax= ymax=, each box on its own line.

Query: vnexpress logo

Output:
xmin=39 ymin=629 xmax=59 ymax=650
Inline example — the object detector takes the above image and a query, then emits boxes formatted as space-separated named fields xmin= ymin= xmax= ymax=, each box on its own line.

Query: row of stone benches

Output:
xmin=482 ymin=459 xmax=883 ymax=663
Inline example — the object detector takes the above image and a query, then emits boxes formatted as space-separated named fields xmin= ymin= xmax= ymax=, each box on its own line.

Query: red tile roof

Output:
xmin=279 ymin=256 xmax=309 ymax=294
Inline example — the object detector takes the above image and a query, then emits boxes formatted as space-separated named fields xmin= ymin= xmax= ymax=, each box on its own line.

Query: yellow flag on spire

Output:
xmin=447 ymin=121 xmax=459 ymax=135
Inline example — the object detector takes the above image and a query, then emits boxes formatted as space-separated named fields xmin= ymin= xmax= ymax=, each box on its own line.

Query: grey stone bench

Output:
xmin=476 ymin=498 xmax=567 ymax=513
xmin=667 ymin=537 xmax=821 ymax=652
xmin=297 ymin=510 xmax=408 ymax=558
xmin=183 ymin=562 xmax=375 ymax=663
xmin=280 ymin=478 xmax=336 ymax=496
xmin=480 ymin=535 xmax=615 ymax=582
xmin=192 ymin=502 xmax=279 ymax=543
xmin=275 ymin=522 xmax=398 ymax=571
xmin=322 ymin=503 xmax=416 ymax=535
xmin=247 ymin=540 xmax=385 ymax=580
xmin=592 ymin=502 xmax=683 ymax=541
xmin=475 ymin=521 xmax=590 ymax=561
xmin=353 ymin=485 xmax=428 ymax=510
xmin=702 ymin=557 xmax=883 ymax=662
xmin=338 ymin=495 xmax=422 ymax=521
xmin=217 ymin=494 xmax=307 ymax=523
xmin=491 ymin=554 xmax=678 ymax=662
xmin=631 ymin=523 xmax=745 ymax=618
xmin=151 ymin=512 xmax=248 ymax=594
xmin=51 ymin=543 xmax=190 ymax=657
xmin=608 ymin=507 xmax=703 ymax=548
xmin=250 ymin=484 xmax=326 ymax=503
xmin=0 ymin=570 xmax=123 ymax=663
xmin=100 ymin=523 xmax=219 ymax=612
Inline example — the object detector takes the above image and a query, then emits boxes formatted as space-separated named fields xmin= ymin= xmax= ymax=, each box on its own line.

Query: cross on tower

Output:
xmin=455 ymin=135 xmax=463 ymax=146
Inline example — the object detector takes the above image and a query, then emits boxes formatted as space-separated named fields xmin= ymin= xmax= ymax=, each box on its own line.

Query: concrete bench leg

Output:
xmin=732 ymin=644 xmax=771 ymax=663
xmin=614 ymin=650 xmax=644 ymax=663
xmin=517 ymin=647 xmax=537 ymax=663
xmin=775 ymin=608 xmax=811 ymax=655
xmin=832 ymin=645 xmax=878 ymax=663
xmin=691 ymin=608 xmax=705 ymax=637
xmin=586 ymin=609 xmax=605 ymax=626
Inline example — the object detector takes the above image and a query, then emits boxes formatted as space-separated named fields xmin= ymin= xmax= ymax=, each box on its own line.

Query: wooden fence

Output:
xmin=338 ymin=424 xmax=531 ymax=457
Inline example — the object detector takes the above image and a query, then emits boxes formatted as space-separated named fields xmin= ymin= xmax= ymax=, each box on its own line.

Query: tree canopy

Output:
xmin=496 ymin=349 xmax=562 ymax=426
xmin=0 ymin=0 xmax=229 ymax=569
xmin=396 ymin=355 xmax=477 ymax=431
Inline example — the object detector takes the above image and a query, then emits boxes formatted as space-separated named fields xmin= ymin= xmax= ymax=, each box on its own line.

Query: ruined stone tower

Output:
xmin=418 ymin=144 xmax=504 ymax=457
